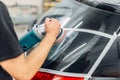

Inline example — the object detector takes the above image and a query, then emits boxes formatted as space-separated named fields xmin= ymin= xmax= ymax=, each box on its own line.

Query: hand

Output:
xmin=44 ymin=18 xmax=61 ymax=38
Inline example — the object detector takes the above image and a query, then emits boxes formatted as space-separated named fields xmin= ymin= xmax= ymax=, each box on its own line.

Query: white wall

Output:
xmin=1 ymin=0 xmax=44 ymax=13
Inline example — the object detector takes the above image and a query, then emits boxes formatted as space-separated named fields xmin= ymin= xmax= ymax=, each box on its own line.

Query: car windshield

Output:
xmin=38 ymin=0 xmax=120 ymax=76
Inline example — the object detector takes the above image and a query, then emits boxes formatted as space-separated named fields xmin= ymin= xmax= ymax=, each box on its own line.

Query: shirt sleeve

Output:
xmin=0 ymin=1 xmax=24 ymax=61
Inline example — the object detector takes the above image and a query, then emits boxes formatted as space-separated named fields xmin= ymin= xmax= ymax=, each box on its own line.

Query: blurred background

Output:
xmin=1 ymin=0 xmax=62 ymax=39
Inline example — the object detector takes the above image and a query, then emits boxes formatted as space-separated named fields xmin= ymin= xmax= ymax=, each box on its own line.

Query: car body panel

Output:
xmin=31 ymin=0 xmax=120 ymax=80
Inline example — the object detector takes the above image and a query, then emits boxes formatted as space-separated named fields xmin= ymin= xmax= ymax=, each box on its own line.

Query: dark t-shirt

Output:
xmin=0 ymin=1 xmax=24 ymax=80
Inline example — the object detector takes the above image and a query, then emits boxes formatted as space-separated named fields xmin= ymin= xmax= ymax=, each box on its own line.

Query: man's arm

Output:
xmin=0 ymin=18 xmax=60 ymax=80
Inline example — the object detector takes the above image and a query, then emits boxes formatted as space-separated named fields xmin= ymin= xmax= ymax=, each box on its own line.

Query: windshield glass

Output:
xmin=42 ymin=29 xmax=110 ymax=74
xmin=38 ymin=0 xmax=120 ymax=35
xmin=37 ymin=0 xmax=78 ymax=27
xmin=38 ymin=0 xmax=120 ymax=75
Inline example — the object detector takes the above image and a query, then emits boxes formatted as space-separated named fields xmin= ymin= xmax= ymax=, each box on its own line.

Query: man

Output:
xmin=0 ymin=1 xmax=60 ymax=80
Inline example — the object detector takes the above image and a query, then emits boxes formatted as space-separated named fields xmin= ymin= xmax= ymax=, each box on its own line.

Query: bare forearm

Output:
xmin=0 ymin=18 xmax=60 ymax=80
xmin=0 ymin=34 xmax=56 ymax=80
xmin=25 ymin=34 xmax=56 ymax=78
